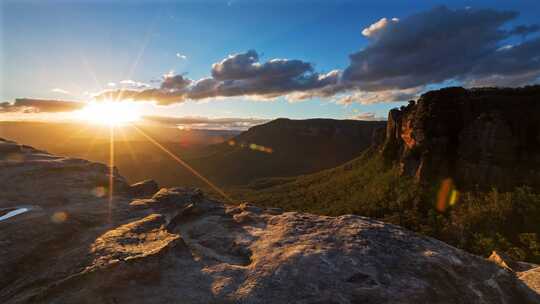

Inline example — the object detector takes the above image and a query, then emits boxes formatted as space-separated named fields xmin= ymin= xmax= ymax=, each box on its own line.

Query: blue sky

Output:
xmin=1 ymin=0 xmax=539 ymax=123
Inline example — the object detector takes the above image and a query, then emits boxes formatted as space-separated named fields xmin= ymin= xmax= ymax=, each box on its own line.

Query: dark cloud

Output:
xmin=0 ymin=98 xmax=86 ymax=113
xmin=211 ymin=50 xmax=312 ymax=81
xmin=160 ymin=75 xmax=191 ymax=90
xmin=468 ymin=37 xmax=540 ymax=86
xmin=341 ymin=6 xmax=540 ymax=91
xmin=142 ymin=115 xmax=269 ymax=130
xmin=510 ymin=24 xmax=540 ymax=37
xmin=96 ymin=50 xmax=339 ymax=104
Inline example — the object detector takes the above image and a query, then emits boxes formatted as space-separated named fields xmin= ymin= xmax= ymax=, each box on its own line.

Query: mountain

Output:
xmin=189 ymin=118 xmax=386 ymax=185
xmin=235 ymin=86 xmax=540 ymax=264
xmin=0 ymin=138 xmax=538 ymax=303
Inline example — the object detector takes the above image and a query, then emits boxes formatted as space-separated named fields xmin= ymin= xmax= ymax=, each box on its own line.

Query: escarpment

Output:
xmin=382 ymin=85 xmax=540 ymax=190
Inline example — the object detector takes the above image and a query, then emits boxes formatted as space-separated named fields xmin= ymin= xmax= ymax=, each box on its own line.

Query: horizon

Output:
xmin=1 ymin=0 xmax=539 ymax=129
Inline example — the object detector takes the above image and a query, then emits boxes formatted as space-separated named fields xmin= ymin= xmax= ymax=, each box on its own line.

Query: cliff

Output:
xmin=382 ymin=85 xmax=540 ymax=190
xmin=1 ymin=138 xmax=539 ymax=303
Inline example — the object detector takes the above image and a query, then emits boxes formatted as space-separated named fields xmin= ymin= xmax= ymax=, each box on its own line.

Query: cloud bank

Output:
xmin=342 ymin=6 xmax=540 ymax=92
xmin=0 ymin=99 xmax=86 ymax=113
xmin=143 ymin=115 xmax=269 ymax=130
xmin=97 ymin=50 xmax=340 ymax=104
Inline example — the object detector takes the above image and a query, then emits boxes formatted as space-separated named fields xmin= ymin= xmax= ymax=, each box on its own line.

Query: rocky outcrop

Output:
xmin=382 ymin=86 xmax=540 ymax=190
xmin=489 ymin=251 xmax=540 ymax=296
xmin=1 ymin=138 xmax=539 ymax=303
xmin=128 ymin=179 xmax=159 ymax=197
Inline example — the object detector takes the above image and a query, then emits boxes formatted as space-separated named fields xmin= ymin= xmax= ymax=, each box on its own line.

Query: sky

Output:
xmin=1 ymin=0 xmax=539 ymax=128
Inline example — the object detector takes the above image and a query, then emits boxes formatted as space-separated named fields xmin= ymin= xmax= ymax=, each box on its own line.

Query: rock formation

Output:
xmin=1 ymin=138 xmax=539 ymax=303
xmin=382 ymin=86 xmax=540 ymax=190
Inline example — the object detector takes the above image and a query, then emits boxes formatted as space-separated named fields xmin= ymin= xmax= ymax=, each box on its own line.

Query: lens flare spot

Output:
xmin=436 ymin=178 xmax=459 ymax=212
xmin=51 ymin=211 xmax=68 ymax=224
xmin=230 ymin=141 xmax=273 ymax=153
xmin=92 ymin=186 xmax=107 ymax=198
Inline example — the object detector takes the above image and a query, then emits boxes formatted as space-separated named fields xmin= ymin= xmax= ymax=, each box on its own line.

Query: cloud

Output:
xmin=361 ymin=17 xmax=399 ymax=38
xmin=142 ymin=115 xmax=269 ymax=130
xmin=176 ymin=53 xmax=187 ymax=60
xmin=0 ymin=98 xmax=86 ymax=113
xmin=96 ymin=50 xmax=339 ymax=104
xmin=336 ymin=87 xmax=421 ymax=105
xmin=342 ymin=6 xmax=540 ymax=91
xmin=119 ymin=80 xmax=150 ymax=89
xmin=95 ymin=6 xmax=540 ymax=105
xmin=510 ymin=24 xmax=540 ymax=37
xmin=51 ymin=88 xmax=70 ymax=95
xmin=160 ymin=74 xmax=191 ymax=90
xmin=349 ymin=112 xmax=385 ymax=121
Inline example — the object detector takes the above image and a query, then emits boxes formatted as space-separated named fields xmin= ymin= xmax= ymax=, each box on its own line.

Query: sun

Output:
xmin=77 ymin=101 xmax=141 ymax=126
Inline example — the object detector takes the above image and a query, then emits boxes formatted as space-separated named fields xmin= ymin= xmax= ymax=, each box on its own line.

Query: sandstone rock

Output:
xmin=1 ymin=139 xmax=539 ymax=303
xmin=381 ymin=85 xmax=540 ymax=190
xmin=128 ymin=179 xmax=159 ymax=197
xmin=488 ymin=251 xmax=540 ymax=296
xmin=520 ymin=267 xmax=540 ymax=295
xmin=489 ymin=251 xmax=539 ymax=272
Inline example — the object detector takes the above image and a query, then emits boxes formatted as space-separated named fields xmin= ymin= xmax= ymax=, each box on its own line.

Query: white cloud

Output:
xmin=349 ymin=112 xmax=385 ymax=121
xmin=119 ymin=80 xmax=150 ymax=89
xmin=51 ymin=88 xmax=70 ymax=95
xmin=176 ymin=53 xmax=187 ymax=60
xmin=361 ymin=17 xmax=399 ymax=37
xmin=336 ymin=87 xmax=421 ymax=105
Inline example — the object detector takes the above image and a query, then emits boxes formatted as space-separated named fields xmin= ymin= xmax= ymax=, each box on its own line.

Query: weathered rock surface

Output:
xmin=382 ymin=86 xmax=540 ymax=190
xmin=128 ymin=179 xmax=159 ymax=197
xmin=489 ymin=251 xmax=540 ymax=297
xmin=1 ymin=138 xmax=539 ymax=303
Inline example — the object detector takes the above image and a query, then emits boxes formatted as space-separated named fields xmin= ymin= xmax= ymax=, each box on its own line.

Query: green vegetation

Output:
xmin=233 ymin=150 xmax=540 ymax=263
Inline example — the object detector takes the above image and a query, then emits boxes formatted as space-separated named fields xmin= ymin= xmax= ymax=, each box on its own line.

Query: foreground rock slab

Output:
xmin=0 ymin=138 xmax=538 ymax=303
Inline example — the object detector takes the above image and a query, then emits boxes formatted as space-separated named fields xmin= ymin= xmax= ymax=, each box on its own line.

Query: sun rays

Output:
xmin=130 ymin=124 xmax=234 ymax=203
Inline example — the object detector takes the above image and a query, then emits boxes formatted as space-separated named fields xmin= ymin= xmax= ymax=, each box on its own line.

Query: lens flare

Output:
xmin=51 ymin=211 xmax=68 ymax=224
xmin=436 ymin=178 xmax=460 ymax=212
xmin=228 ymin=140 xmax=273 ymax=153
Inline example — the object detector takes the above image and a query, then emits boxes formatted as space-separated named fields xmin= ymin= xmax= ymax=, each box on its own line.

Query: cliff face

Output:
xmin=1 ymin=138 xmax=539 ymax=303
xmin=382 ymin=86 xmax=540 ymax=190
